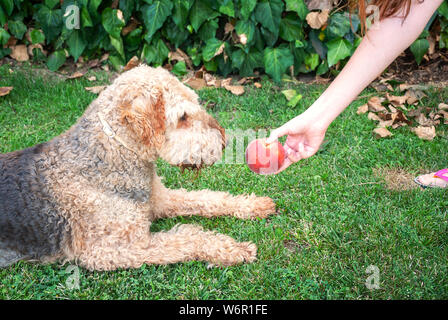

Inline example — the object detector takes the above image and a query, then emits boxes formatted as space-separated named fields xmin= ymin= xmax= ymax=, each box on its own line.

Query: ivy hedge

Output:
xmin=0 ymin=0 xmax=447 ymax=82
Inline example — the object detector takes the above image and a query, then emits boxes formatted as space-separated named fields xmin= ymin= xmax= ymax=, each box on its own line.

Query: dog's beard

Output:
xmin=159 ymin=128 xmax=224 ymax=171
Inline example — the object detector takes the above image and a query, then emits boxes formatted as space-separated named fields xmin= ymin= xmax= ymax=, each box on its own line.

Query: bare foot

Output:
xmin=416 ymin=171 xmax=448 ymax=188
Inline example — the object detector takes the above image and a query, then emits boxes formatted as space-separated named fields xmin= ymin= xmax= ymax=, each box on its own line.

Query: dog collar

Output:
xmin=98 ymin=113 xmax=139 ymax=155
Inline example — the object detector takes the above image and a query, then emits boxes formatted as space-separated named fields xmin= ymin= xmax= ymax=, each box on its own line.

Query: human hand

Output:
xmin=266 ymin=111 xmax=328 ymax=173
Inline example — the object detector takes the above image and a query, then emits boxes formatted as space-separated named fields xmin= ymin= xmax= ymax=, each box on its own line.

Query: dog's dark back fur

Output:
xmin=0 ymin=144 xmax=69 ymax=262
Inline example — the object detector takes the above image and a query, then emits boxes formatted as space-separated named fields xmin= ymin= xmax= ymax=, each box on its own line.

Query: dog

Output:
xmin=0 ymin=65 xmax=276 ymax=270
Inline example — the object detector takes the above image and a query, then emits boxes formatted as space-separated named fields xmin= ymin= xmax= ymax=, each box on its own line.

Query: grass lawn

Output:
xmin=0 ymin=64 xmax=447 ymax=300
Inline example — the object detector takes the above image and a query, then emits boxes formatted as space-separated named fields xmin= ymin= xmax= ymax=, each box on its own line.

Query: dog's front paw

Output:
xmin=234 ymin=195 xmax=277 ymax=219
xmin=251 ymin=196 xmax=277 ymax=218
xmin=210 ymin=241 xmax=257 ymax=267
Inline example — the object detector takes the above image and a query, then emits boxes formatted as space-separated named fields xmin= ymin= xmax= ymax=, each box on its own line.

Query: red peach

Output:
xmin=245 ymin=138 xmax=286 ymax=175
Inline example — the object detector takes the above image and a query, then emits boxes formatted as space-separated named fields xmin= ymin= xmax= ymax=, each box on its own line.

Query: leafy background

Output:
xmin=0 ymin=0 xmax=447 ymax=82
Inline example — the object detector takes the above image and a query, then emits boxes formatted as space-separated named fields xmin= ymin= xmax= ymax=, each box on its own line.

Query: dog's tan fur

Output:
xmin=0 ymin=65 xmax=276 ymax=270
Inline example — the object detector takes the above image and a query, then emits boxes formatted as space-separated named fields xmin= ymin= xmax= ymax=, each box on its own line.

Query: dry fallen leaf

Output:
xmin=87 ymin=75 xmax=97 ymax=81
xmin=398 ymin=83 xmax=429 ymax=92
xmin=306 ymin=9 xmax=329 ymax=29
xmin=85 ymin=86 xmax=106 ymax=94
xmin=121 ymin=18 xmax=140 ymax=36
xmin=367 ymin=96 xmax=386 ymax=112
xmin=254 ymin=82 xmax=262 ymax=88
xmin=356 ymin=104 xmax=368 ymax=115
xmin=368 ymin=112 xmax=381 ymax=121
xmin=213 ymin=43 xmax=226 ymax=59
xmin=224 ymin=84 xmax=245 ymax=95
xmin=412 ymin=126 xmax=436 ymax=141
xmin=10 ymin=45 xmax=29 ymax=62
xmin=0 ymin=87 xmax=13 ymax=97
xmin=438 ymin=103 xmax=448 ymax=111
xmin=386 ymin=93 xmax=408 ymax=107
xmin=123 ymin=56 xmax=140 ymax=72
xmin=183 ymin=77 xmax=207 ymax=90
xmin=27 ymin=44 xmax=47 ymax=57
xmin=306 ymin=0 xmax=333 ymax=11
xmin=222 ymin=78 xmax=245 ymax=95
xmin=168 ymin=48 xmax=193 ymax=70
xmin=416 ymin=113 xmax=435 ymax=126
xmin=67 ymin=71 xmax=85 ymax=79
xmin=373 ymin=127 xmax=392 ymax=138
xmin=224 ymin=23 xmax=234 ymax=35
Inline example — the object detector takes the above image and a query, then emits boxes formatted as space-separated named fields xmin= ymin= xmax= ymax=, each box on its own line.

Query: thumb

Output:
xmin=266 ymin=125 xmax=289 ymax=144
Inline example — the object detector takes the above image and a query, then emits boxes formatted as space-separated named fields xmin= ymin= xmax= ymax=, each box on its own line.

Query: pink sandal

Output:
xmin=414 ymin=169 xmax=448 ymax=189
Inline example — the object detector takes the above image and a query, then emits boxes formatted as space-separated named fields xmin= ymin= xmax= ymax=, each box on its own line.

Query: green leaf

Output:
xmin=141 ymin=38 xmax=169 ymax=66
xmin=102 ymin=8 xmax=125 ymax=39
xmin=255 ymin=0 xmax=283 ymax=35
xmin=219 ymin=0 xmax=235 ymax=17
xmin=124 ymin=27 xmax=143 ymax=52
xmin=260 ymin=26 xmax=278 ymax=47
xmin=141 ymin=0 xmax=173 ymax=42
xmin=8 ymin=20 xmax=26 ymax=40
xmin=285 ymin=0 xmax=308 ymax=20
xmin=172 ymin=61 xmax=187 ymax=76
xmin=47 ymin=50 xmax=66 ymax=71
xmin=235 ymin=19 xmax=255 ymax=45
xmin=326 ymin=38 xmax=352 ymax=67
xmin=81 ymin=6 xmax=93 ymax=27
xmin=88 ymin=0 xmax=102 ymax=23
xmin=109 ymin=35 xmax=125 ymax=59
xmin=410 ymin=38 xmax=429 ymax=65
xmin=67 ymin=30 xmax=86 ymax=61
xmin=0 ymin=0 xmax=14 ymax=15
xmin=0 ymin=6 xmax=7 ymax=26
xmin=204 ymin=59 xmax=218 ymax=72
xmin=231 ymin=48 xmax=263 ymax=76
xmin=172 ymin=0 xmax=193 ymax=27
xmin=316 ymin=60 xmax=329 ymax=75
xmin=30 ymin=29 xmax=45 ymax=44
xmin=282 ymin=89 xmax=296 ymax=101
xmin=198 ymin=18 xmax=219 ymax=41
xmin=304 ymin=52 xmax=319 ymax=70
xmin=279 ymin=13 xmax=303 ymax=42
xmin=163 ymin=20 xmax=189 ymax=47
xmin=287 ymin=93 xmax=302 ymax=107
xmin=109 ymin=54 xmax=125 ymax=70
xmin=263 ymin=46 xmax=293 ymax=83
xmin=440 ymin=32 xmax=448 ymax=49
xmin=0 ymin=27 xmax=10 ymax=46
xmin=189 ymin=0 xmax=219 ymax=32
xmin=187 ymin=46 xmax=202 ymax=66
xmin=202 ymin=38 xmax=225 ymax=61
xmin=35 ymin=5 xmax=62 ymax=42
xmin=438 ymin=1 xmax=448 ymax=20
xmin=45 ymin=0 xmax=59 ymax=10
xmin=327 ymin=13 xmax=351 ymax=39
xmin=240 ymin=0 xmax=257 ymax=20
xmin=0 ymin=47 xmax=11 ymax=59
xmin=119 ymin=0 xmax=135 ymax=22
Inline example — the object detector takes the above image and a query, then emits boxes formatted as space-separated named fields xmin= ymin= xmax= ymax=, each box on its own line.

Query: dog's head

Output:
xmin=113 ymin=65 xmax=226 ymax=169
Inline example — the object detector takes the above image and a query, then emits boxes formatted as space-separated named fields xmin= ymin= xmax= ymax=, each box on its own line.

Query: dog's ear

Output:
xmin=119 ymin=87 xmax=166 ymax=149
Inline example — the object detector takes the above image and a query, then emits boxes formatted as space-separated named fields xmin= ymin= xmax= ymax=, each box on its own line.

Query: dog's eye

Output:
xmin=180 ymin=113 xmax=187 ymax=121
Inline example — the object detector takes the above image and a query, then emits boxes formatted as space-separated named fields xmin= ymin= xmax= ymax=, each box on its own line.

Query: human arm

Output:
xmin=267 ymin=0 xmax=444 ymax=172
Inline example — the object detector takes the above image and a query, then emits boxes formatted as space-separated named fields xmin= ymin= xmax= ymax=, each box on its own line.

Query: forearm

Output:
xmin=309 ymin=0 xmax=443 ymax=128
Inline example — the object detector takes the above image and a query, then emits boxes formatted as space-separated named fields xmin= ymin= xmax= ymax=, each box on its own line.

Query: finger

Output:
xmin=297 ymin=142 xmax=306 ymax=159
xmin=266 ymin=126 xmax=289 ymax=144
xmin=286 ymin=149 xmax=301 ymax=163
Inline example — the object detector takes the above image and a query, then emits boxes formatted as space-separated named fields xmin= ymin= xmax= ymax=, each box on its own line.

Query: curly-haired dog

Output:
xmin=0 ymin=65 xmax=276 ymax=270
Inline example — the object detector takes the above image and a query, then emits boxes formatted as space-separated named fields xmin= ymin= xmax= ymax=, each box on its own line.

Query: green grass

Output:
xmin=1 ymin=64 xmax=448 ymax=300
